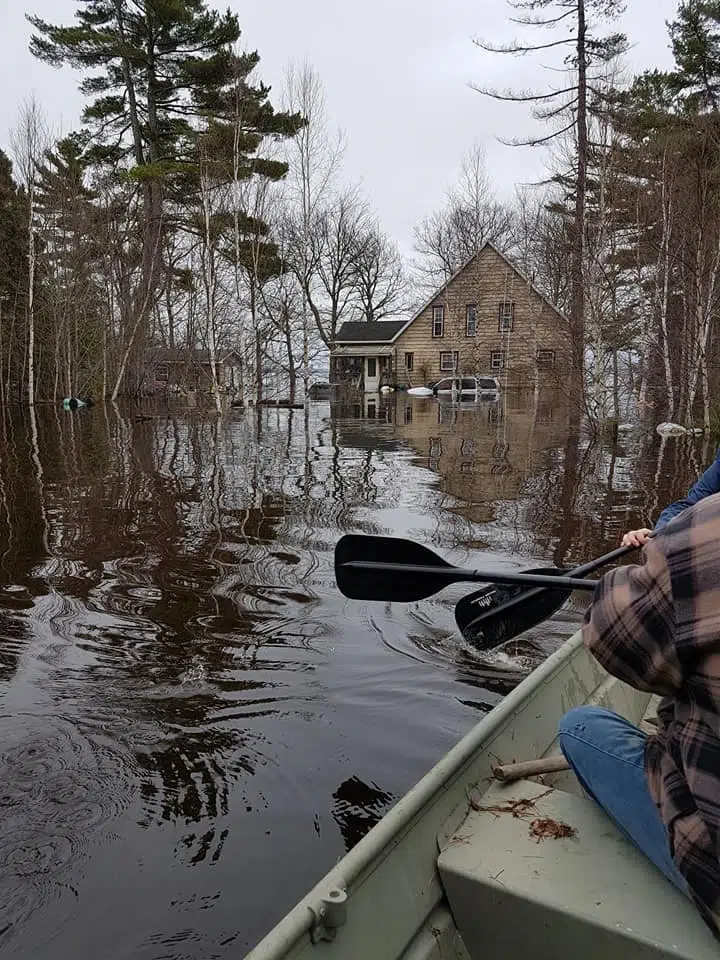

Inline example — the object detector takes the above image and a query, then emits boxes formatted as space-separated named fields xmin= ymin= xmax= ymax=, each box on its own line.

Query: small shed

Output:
xmin=147 ymin=348 xmax=243 ymax=395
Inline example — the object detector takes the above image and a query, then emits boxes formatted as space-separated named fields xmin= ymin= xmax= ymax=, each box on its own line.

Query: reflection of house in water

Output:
xmin=332 ymin=394 xmax=398 ymax=424
xmin=399 ymin=392 xmax=570 ymax=524
xmin=331 ymin=390 xmax=570 ymax=527
xmin=329 ymin=402 xmax=406 ymax=456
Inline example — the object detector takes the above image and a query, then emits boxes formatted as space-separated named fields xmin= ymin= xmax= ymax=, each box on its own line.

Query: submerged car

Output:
xmin=430 ymin=376 xmax=500 ymax=400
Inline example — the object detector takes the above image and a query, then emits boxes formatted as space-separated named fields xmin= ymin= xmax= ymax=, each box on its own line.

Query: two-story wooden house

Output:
xmin=330 ymin=242 xmax=570 ymax=392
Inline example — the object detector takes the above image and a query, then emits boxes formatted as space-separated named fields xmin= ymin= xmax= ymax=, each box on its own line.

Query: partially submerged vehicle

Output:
xmin=431 ymin=376 xmax=500 ymax=400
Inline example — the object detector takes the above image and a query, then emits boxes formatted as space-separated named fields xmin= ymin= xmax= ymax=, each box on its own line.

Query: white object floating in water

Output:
xmin=407 ymin=386 xmax=433 ymax=397
xmin=656 ymin=422 xmax=705 ymax=437
xmin=656 ymin=422 xmax=689 ymax=436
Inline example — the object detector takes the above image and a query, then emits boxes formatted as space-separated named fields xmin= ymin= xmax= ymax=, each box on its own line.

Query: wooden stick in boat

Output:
xmin=493 ymin=756 xmax=571 ymax=781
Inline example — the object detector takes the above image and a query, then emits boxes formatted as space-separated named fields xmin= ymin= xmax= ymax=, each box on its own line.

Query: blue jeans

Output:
xmin=558 ymin=705 xmax=688 ymax=894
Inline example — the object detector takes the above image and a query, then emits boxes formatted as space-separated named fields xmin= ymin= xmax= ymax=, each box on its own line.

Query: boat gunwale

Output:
xmin=246 ymin=630 xmax=591 ymax=957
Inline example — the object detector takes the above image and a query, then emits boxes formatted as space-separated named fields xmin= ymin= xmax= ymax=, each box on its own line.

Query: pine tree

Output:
xmin=668 ymin=0 xmax=720 ymax=112
xmin=35 ymin=134 xmax=105 ymax=399
xmin=27 ymin=0 xmax=301 ymax=397
xmin=0 ymin=150 xmax=28 ymax=311
xmin=607 ymin=1 xmax=720 ymax=425
xmin=474 ymin=0 xmax=626 ymax=411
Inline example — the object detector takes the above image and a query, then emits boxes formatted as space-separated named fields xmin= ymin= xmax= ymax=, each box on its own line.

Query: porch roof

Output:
xmin=333 ymin=344 xmax=395 ymax=357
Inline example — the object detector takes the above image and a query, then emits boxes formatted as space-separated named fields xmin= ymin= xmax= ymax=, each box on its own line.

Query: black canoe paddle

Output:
xmin=454 ymin=536 xmax=654 ymax=649
xmin=334 ymin=534 xmax=599 ymax=602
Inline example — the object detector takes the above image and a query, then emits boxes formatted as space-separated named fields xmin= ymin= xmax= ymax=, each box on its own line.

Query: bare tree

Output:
xmin=351 ymin=226 xmax=407 ymax=322
xmin=10 ymin=97 xmax=50 ymax=406
xmin=282 ymin=62 xmax=345 ymax=388
xmin=413 ymin=145 xmax=515 ymax=292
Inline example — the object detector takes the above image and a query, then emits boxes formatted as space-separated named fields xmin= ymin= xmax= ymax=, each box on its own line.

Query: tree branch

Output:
xmin=473 ymin=36 xmax=575 ymax=54
xmin=499 ymin=119 xmax=577 ymax=147
xmin=470 ymin=84 xmax=577 ymax=102
xmin=509 ymin=8 xmax=577 ymax=27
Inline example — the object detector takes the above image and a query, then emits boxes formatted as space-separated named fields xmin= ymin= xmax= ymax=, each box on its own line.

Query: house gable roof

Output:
xmin=332 ymin=243 xmax=567 ymax=351
xmin=334 ymin=320 xmax=410 ymax=344
xmin=404 ymin=241 xmax=569 ymax=328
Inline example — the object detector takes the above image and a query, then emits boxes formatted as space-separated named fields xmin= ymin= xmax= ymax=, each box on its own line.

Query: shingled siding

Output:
xmin=395 ymin=245 xmax=570 ymax=388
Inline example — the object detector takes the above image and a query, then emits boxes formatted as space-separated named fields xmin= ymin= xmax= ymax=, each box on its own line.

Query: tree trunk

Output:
xmin=570 ymin=0 xmax=588 ymax=410
xmin=26 ymin=198 xmax=36 ymax=406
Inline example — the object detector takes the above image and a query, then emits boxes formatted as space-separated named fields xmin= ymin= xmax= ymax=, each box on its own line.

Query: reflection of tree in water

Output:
xmin=134 ymin=721 xmax=257 ymax=865
xmin=0 ymin=405 xmax=337 ymax=868
xmin=331 ymin=775 xmax=397 ymax=852
xmin=2 ymin=397 xmax=712 ymax=877
xmin=525 ymin=426 xmax=711 ymax=568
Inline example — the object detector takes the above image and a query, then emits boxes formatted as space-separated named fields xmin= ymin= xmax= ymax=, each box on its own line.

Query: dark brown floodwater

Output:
xmin=0 ymin=392 xmax=710 ymax=957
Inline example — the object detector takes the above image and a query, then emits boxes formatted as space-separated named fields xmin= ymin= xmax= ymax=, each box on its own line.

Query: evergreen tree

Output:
xmin=474 ymin=0 xmax=627 ymax=411
xmin=0 ymin=150 xmax=28 ymax=312
xmin=606 ymin=0 xmax=720 ymax=425
xmin=668 ymin=0 xmax=720 ymax=112
xmin=35 ymin=134 xmax=106 ymax=398
xmin=27 ymin=0 xmax=301 ymax=397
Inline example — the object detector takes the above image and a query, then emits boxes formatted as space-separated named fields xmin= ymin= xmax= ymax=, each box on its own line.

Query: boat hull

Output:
xmin=245 ymin=631 xmax=651 ymax=960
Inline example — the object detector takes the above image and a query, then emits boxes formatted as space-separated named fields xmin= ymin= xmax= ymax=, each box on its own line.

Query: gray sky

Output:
xmin=3 ymin=0 xmax=678 ymax=256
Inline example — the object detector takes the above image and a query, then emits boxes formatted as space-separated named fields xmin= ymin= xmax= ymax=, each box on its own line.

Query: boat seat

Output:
xmin=437 ymin=778 xmax=720 ymax=960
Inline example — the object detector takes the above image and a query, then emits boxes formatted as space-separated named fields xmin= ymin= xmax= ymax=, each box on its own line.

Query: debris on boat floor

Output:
xmin=469 ymin=789 xmax=577 ymax=842
xmin=470 ymin=787 xmax=553 ymax=818
xmin=529 ymin=817 xmax=577 ymax=842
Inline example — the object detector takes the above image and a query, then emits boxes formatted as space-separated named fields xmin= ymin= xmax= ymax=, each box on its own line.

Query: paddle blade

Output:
xmin=455 ymin=568 xmax=570 ymax=649
xmin=334 ymin=534 xmax=452 ymax=601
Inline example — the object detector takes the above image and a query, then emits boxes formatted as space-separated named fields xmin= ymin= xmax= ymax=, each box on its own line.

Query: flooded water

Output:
xmin=0 ymin=392 xmax=710 ymax=957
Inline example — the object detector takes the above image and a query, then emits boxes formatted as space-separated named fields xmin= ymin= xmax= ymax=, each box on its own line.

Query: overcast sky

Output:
xmin=2 ymin=0 xmax=678 ymax=257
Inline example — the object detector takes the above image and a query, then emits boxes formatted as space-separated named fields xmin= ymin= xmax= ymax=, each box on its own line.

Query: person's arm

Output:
xmin=654 ymin=448 xmax=720 ymax=530
xmin=582 ymin=536 xmax=681 ymax=696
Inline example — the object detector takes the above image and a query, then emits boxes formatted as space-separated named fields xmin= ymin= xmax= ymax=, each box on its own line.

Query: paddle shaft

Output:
xmin=473 ymin=538 xmax=651 ymax=626
xmin=341 ymin=561 xmax=598 ymax=592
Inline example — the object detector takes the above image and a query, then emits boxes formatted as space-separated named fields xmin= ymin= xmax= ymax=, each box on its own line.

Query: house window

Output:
xmin=432 ymin=306 xmax=445 ymax=337
xmin=405 ymin=352 xmax=414 ymax=371
xmin=490 ymin=351 xmax=505 ymax=369
xmin=466 ymin=304 xmax=477 ymax=337
xmin=498 ymin=302 xmax=515 ymax=332
xmin=156 ymin=363 xmax=169 ymax=382
xmin=367 ymin=357 xmax=377 ymax=378
xmin=537 ymin=349 xmax=555 ymax=369
xmin=439 ymin=350 xmax=459 ymax=372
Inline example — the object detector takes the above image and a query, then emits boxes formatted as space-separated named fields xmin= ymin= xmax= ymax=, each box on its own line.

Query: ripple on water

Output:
xmin=0 ymin=714 xmax=137 ymax=950
xmin=0 ymin=876 xmax=77 ymax=943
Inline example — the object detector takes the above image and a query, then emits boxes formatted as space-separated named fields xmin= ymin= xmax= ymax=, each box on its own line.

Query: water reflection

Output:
xmin=331 ymin=776 xmax=397 ymax=852
xmin=0 ymin=396 xmax=709 ymax=957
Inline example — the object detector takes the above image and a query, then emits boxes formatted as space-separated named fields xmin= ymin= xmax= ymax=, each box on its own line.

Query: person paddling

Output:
xmin=560 ymin=491 xmax=720 ymax=938
xmin=622 ymin=446 xmax=720 ymax=547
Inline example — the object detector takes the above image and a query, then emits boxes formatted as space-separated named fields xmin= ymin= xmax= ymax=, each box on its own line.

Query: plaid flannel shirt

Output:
xmin=582 ymin=492 xmax=720 ymax=936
